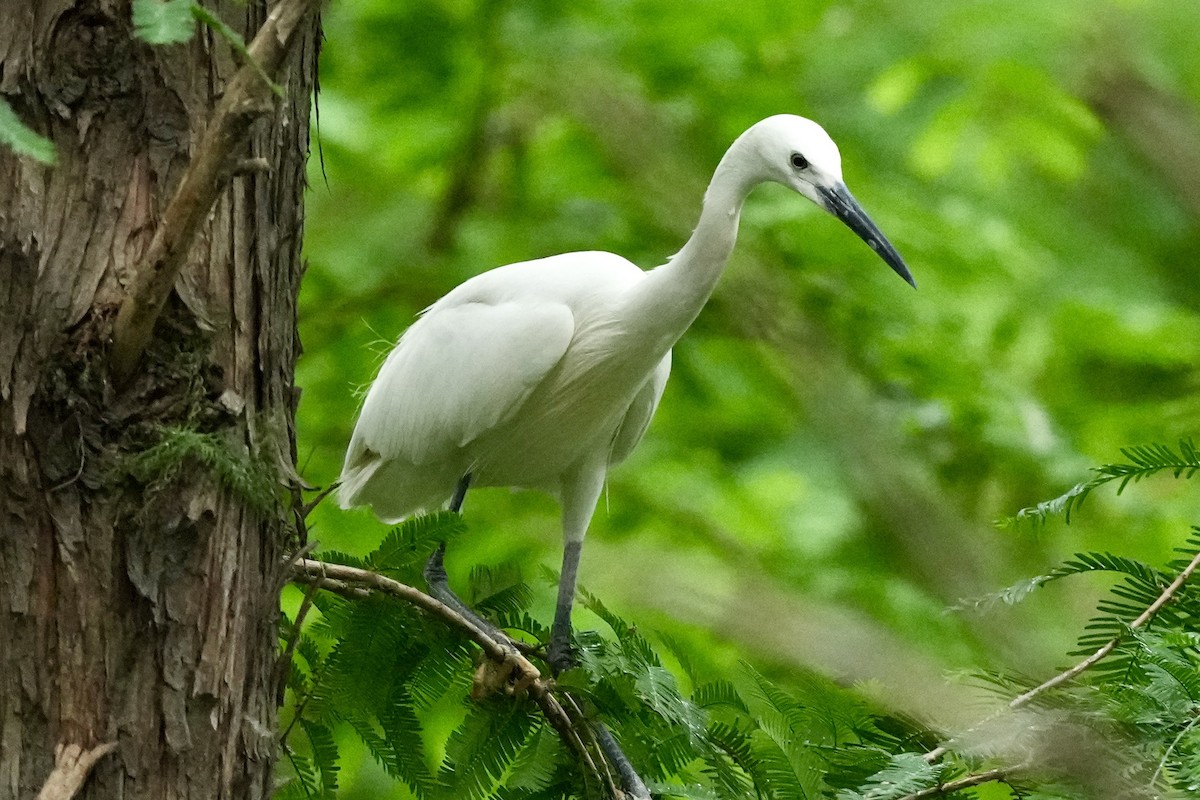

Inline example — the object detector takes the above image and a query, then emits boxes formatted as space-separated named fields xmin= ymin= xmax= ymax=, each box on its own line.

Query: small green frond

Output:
xmin=407 ymin=640 xmax=473 ymax=710
xmin=577 ymin=586 xmax=633 ymax=639
xmin=1102 ymin=440 xmax=1200 ymax=486
xmin=378 ymin=693 xmax=438 ymax=795
xmin=654 ymin=632 xmax=700 ymax=685
xmin=279 ymin=750 xmax=320 ymax=800
xmin=299 ymin=719 xmax=340 ymax=796
xmin=746 ymin=730 xmax=808 ymax=800
xmin=1051 ymin=551 xmax=1165 ymax=586
xmin=637 ymin=665 xmax=707 ymax=739
xmin=1003 ymin=438 xmax=1199 ymax=528
xmin=505 ymin=725 xmax=563 ymax=793
xmin=439 ymin=702 xmax=536 ymax=800
xmin=469 ymin=564 xmax=534 ymax=619
xmin=0 ymin=98 xmax=56 ymax=164
xmin=132 ymin=0 xmax=196 ymax=44
xmin=704 ymin=721 xmax=765 ymax=796
xmin=367 ymin=512 xmax=466 ymax=573
xmin=1005 ymin=479 xmax=1093 ymax=529
xmin=310 ymin=550 xmax=366 ymax=569
xmin=953 ymin=573 xmax=1053 ymax=613
xmin=693 ymin=681 xmax=750 ymax=714
xmin=836 ymin=753 xmax=940 ymax=800
xmin=646 ymin=780 xmax=723 ymax=800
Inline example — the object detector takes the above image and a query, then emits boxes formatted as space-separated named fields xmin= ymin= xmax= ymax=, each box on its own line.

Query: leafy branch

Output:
xmin=1003 ymin=438 xmax=1198 ymax=528
xmin=287 ymin=552 xmax=649 ymax=799
xmin=277 ymin=510 xmax=931 ymax=800
xmin=1007 ymin=541 xmax=1200 ymax=709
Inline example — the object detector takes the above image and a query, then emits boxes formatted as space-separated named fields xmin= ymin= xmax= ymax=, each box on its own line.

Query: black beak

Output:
xmin=818 ymin=183 xmax=916 ymax=288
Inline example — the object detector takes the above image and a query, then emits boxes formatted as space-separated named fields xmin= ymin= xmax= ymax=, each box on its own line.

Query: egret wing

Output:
xmin=608 ymin=351 xmax=671 ymax=466
xmin=347 ymin=299 xmax=576 ymax=468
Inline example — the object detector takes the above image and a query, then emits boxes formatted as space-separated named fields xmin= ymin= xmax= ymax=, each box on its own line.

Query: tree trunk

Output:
xmin=0 ymin=2 xmax=318 ymax=797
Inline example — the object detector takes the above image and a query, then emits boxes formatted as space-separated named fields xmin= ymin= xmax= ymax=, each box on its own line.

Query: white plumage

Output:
xmin=339 ymin=115 xmax=914 ymax=670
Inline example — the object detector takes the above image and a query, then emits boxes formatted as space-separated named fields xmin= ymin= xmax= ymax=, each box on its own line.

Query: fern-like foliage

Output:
xmin=126 ymin=425 xmax=282 ymax=514
xmin=278 ymin=434 xmax=1200 ymax=800
xmin=278 ymin=514 xmax=931 ymax=800
xmin=835 ymin=753 xmax=940 ymax=800
xmin=1004 ymin=438 xmax=1198 ymax=528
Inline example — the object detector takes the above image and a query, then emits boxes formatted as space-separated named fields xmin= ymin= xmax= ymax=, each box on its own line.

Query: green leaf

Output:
xmin=132 ymin=0 xmax=197 ymax=44
xmin=837 ymin=753 xmax=940 ymax=800
xmin=366 ymin=512 xmax=465 ymax=573
xmin=0 ymin=98 xmax=56 ymax=165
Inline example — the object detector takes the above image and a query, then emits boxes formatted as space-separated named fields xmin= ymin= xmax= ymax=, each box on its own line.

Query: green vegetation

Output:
xmin=283 ymin=0 xmax=1200 ymax=797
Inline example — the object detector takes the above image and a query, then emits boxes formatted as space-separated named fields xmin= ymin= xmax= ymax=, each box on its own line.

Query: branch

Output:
xmin=288 ymin=558 xmax=629 ymax=791
xmin=1009 ymin=547 xmax=1200 ymax=709
xmin=36 ymin=742 xmax=118 ymax=800
xmin=109 ymin=0 xmax=323 ymax=384
xmin=923 ymin=546 xmax=1200 ymax=766
xmin=291 ymin=558 xmax=541 ymax=680
xmin=898 ymin=767 xmax=1015 ymax=800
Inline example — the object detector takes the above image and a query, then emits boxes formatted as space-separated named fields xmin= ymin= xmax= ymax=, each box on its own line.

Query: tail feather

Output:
xmin=339 ymin=447 xmax=456 ymax=524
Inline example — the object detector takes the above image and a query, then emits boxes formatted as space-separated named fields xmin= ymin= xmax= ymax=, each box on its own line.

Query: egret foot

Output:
xmin=546 ymin=630 xmax=577 ymax=675
xmin=424 ymin=542 xmax=542 ymax=697
xmin=470 ymin=647 xmax=540 ymax=700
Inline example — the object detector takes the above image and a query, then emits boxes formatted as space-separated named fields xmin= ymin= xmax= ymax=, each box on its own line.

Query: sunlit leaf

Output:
xmin=0 ymin=98 xmax=55 ymax=165
xmin=132 ymin=0 xmax=196 ymax=44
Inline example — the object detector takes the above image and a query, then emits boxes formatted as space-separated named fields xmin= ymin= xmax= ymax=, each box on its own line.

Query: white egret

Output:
xmin=340 ymin=114 xmax=914 ymax=672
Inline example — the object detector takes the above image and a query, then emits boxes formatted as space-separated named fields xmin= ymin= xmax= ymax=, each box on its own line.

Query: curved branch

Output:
xmin=1009 ymin=547 xmax=1200 ymax=709
xmin=924 ymin=546 xmax=1200 ymax=768
xmin=287 ymin=558 xmax=650 ymax=796
xmin=110 ymin=0 xmax=324 ymax=384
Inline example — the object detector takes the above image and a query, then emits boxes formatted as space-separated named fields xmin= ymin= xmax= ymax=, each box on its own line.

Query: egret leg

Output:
xmin=596 ymin=724 xmax=651 ymax=800
xmin=449 ymin=473 xmax=471 ymax=514
xmin=547 ymin=459 xmax=607 ymax=674
xmin=422 ymin=474 xmax=504 ymax=640
xmin=547 ymin=541 xmax=582 ymax=673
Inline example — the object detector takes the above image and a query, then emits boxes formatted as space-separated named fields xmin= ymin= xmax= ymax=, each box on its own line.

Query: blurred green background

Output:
xmin=292 ymin=0 xmax=1200 ymax=794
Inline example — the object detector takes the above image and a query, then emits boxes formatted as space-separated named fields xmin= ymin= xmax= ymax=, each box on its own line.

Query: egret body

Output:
xmin=340 ymin=115 xmax=914 ymax=671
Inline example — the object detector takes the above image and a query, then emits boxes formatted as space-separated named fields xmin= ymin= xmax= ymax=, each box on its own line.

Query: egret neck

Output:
xmin=624 ymin=138 xmax=759 ymax=354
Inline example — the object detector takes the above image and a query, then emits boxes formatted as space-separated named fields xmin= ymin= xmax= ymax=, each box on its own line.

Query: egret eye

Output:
xmin=790 ymin=153 xmax=809 ymax=170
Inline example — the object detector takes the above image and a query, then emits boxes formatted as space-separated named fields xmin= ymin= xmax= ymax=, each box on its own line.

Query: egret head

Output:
xmin=745 ymin=114 xmax=916 ymax=288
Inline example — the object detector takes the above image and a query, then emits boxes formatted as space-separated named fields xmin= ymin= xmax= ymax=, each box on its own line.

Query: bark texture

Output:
xmin=0 ymin=2 xmax=318 ymax=797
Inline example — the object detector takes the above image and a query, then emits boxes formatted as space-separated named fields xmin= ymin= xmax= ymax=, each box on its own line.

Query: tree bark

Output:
xmin=0 ymin=2 xmax=318 ymax=798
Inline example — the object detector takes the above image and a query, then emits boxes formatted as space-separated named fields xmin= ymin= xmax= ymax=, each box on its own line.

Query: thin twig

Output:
xmin=898 ymin=767 xmax=1014 ymax=800
xmin=1151 ymin=710 xmax=1200 ymax=788
xmin=110 ymin=0 xmax=324 ymax=384
xmin=561 ymin=691 xmax=620 ymax=798
xmin=921 ymin=745 xmax=947 ymax=764
xmin=275 ymin=575 xmax=322 ymax=704
xmin=294 ymin=573 xmax=370 ymax=600
xmin=1010 ymin=548 xmax=1200 ymax=709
